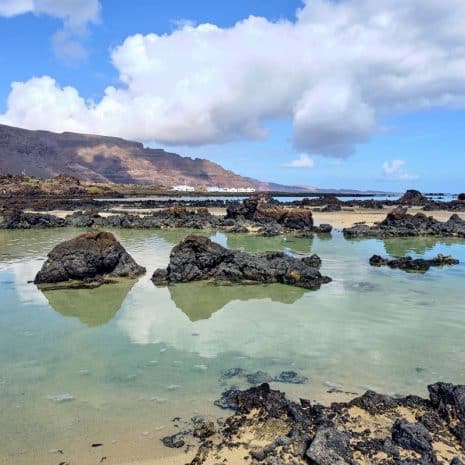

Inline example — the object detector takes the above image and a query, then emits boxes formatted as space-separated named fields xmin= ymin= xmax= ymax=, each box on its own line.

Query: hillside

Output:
xmin=0 ymin=124 xmax=298 ymax=191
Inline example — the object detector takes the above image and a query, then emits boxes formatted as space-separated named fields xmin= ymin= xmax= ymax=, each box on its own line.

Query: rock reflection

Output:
xmin=226 ymin=233 xmax=312 ymax=254
xmin=167 ymin=282 xmax=307 ymax=321
xmin=382 ymin=237 xmax=459 ymax=257
xmin=42 ymin=280 xmax=136 ymax=327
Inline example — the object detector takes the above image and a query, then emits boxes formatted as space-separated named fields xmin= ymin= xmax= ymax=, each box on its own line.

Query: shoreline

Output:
xmin=118 ymin=381 xmax=465 ymax=465
xmin=21 ymin=206 xmax=465 ymax=230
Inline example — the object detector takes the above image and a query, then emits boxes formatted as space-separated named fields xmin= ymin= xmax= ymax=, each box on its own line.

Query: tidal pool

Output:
xmin=1 ymin=228 xmax=465 ymax=464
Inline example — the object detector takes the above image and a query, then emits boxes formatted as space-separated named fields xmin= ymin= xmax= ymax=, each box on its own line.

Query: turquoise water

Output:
xmin=1 ymin=228 xmax=465 ymax=464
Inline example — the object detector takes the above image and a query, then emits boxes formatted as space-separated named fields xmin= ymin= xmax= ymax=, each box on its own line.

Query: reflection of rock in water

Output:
xmin=226 ymin=233 xmax=312 ymax=254
xmin=42 ymin=280 xmax=135 ymax=327
xmin=167 ymin=282 xmax=307 ymax=321
xmin=382 ymin=237 xmax=456 ymax=257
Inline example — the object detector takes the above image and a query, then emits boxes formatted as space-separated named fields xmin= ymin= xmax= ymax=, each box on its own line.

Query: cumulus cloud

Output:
xmin=383 ymin=160 xmax=419 ymax=181
xmin=2 ymin=0 xmax=465 ymax=155
xmin=284 ymin=154 xmax=315 ymax=168
xmin=0 ymin=0 xmax=101 ymax=61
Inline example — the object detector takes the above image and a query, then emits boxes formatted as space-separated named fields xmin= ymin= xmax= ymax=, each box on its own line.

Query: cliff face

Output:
xmin=0 ymin=124 xmax=290 ymax=189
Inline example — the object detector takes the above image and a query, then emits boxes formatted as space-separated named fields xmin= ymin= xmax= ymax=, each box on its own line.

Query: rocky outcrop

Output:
xmin=178 ymin=382 xmax=465 ymax=465
xmin=34 ymin=231 xmax=145 ymax=285
xmin=343 ymin=207 xmax=465 ymax=238
xmin=66 ymin=206 xmax=221 ymax=229
xmin=151 ymin=235 xmax=331 ymax=289
xmin=0 ymin=208 xmax=65 ymax=229
xmin=398 ymin=189 xmax=429 ymax=205
xmin=369 ymin=254 xmax=459 ymax=272
xmin=459 ymin=194 xmax=465 ymax=201
xmin=226 ymin=195 xmax=331 ymax=233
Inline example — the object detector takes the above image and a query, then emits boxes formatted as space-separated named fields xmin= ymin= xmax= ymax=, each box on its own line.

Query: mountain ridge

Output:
xmin=0 ymin=124 xmax=301 ymax=191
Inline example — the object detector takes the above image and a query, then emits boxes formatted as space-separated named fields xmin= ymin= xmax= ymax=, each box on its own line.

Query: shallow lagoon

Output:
xmin=1 ymin=228 xmax=465 ymax=464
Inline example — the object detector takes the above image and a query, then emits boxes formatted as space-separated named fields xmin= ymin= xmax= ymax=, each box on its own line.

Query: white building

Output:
xmin=171 ymin=185 xmax=195 ymax=192
xmin=206 ymin=186 xmax=256 ymax=193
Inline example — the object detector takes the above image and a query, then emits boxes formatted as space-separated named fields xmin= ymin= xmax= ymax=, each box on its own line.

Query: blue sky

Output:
xmin=0 ymin=0 xmax=464 ymax=192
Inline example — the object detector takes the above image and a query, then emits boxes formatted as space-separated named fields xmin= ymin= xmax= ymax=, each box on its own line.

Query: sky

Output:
xmin=0 ymin=0 xmax=464 ymax=192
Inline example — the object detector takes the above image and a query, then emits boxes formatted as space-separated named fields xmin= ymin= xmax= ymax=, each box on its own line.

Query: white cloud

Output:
xmin=0 ymin=0 xmax=101 ymax=61
xmin=2 ymin=0 xmax=465 ymax=155
xmin=284 ymin=154 xmax=315 ymax=168
xmin=383 ymin=159 xmax=419 ymax=181
xmin=0 ymin=0 xmax=33 ymax=17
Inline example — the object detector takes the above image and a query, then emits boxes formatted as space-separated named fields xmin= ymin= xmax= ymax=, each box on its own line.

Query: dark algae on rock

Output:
xmin=369 ymin=254 xmax=459 ymax=272
xmin=151 ymin=235 xmax=331 ymax=289
xmin=177 ymin=382 xmax=465 ymax=465
xmin=34 ymin=231 xmax=145 ymax=286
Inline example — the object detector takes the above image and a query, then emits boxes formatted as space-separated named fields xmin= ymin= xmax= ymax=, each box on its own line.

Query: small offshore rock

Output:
xmin=34 ymin=231 xmax=145 ymax=284
xmin=273 ymin=371 xmax=308 ymax=384
xmin=161 ymin=433 xmax=185 ymax=448
xmin=222 ymin=368 xmax=245 ymax=378
xmin=369 ymin=253 xmax=459 ymax=272
xmin=246 ymin=371 xmax=273 ymax=385
xmin=151 ymin=235 xmax=331 ymax=290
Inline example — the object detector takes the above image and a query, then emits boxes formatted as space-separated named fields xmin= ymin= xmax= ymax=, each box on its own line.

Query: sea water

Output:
xmin=1 ymin=228 xmax=465 ymax=464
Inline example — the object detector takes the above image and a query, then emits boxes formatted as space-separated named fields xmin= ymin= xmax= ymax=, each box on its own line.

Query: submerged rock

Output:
xmin=369 ymin=254 xmax=459 ymax=272
xmin=151 ymin=235 xmax=331 ymax=289
xmin=273 ymin=370 xmax=308 ymax=384
xmin=161 ymin=433 xmax=185 ymax=448
xmin=34 ymin=231 xmax=145 ymax=285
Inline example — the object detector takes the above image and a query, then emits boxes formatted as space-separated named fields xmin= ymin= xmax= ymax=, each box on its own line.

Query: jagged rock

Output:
xmin=65 ymin=206 xmax=221 ymax=230
xmin=343 ymin=208 xmax=465 ymax=238
xmin=0 ymin=208 xmax=65 ymax=229
xmin=213 ymin=387 xmax=242 ymax=410
xmin=306 ymin=427 xmax=351 ymax=465
xmin=225 ymin=194 xmax=272 ymax=220
xmin=369 ymin=254 xmax=459 ymax=272
xmin=193 ymin=420 xmax=215 ymax=439
xmin=258 ymin=222 xmax=283 ymax=237
xmin=348 ymin=390 xmax=398 ymax=414
xmin=428 ymin=382 xmax=465 ymax=422
xmin=65 ymin=210 xmax=105 ymax=227
xmin=302 ymin=254 xmax=322 ymax=268
xmin=458 ymin=194 xmax=465 ymax=201
xmin=34 ymin=231 xmax=145 ymax=285
xmin=398 ymin=190 xmax=429 ymax=205
xmin=151 ymin=235 xmax=331 ymax=289
xmin=313 ymin=223 xmax=333 ymax=233
xmin=226 ymin=195 xmax=315 ymax=231
xmin=391 ymin=419 xmax=432 ymax=453
xmin=168 ymin=382 xmax=465 ymax=465
xmin=322 ymin=203 xmax=342 ymax=212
